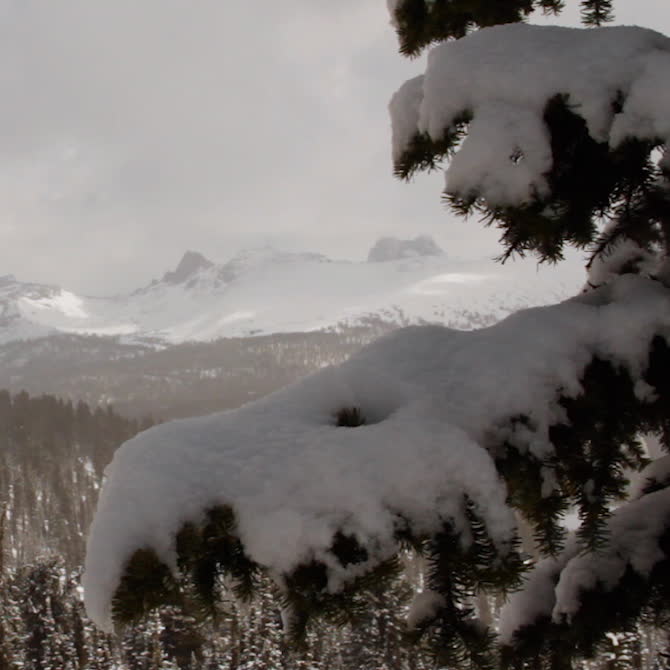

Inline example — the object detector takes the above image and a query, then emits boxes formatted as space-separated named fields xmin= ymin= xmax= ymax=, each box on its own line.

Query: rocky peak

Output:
xmin=367 ymin=236 xmax=444 ymax=263
xmin=161 ymin=251 xmax=214 ymax=285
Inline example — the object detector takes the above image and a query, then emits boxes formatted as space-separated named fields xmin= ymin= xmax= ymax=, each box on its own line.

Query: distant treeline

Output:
xmin=0 ymin=322 xmax=396 ymax=421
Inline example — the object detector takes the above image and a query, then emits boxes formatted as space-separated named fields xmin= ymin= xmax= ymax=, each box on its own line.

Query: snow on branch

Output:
xmin=84 ymin=275 xmax=670 ymax=633
xmin=500 ymin=486 xmax=670 ymax=664
xmin=392 ymin=23 xmax=670 ymax=197
xmin=390 ymin=24 xmax=670 ymax=259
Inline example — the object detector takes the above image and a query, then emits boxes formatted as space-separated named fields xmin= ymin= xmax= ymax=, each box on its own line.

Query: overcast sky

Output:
xmin=0 ymin=1 xmax=667 ymax=294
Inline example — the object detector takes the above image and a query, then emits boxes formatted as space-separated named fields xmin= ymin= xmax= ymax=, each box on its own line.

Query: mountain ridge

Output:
xmin=0 ymin=238 xmax=586 ymax=346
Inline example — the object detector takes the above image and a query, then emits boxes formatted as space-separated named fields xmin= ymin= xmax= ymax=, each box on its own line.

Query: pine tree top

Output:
xmin=388 ymin=0 xmax=614 ymax=56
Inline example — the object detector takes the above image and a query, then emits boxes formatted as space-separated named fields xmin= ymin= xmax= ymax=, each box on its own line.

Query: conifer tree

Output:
xmin=84 ymin=2 xmax=670 ymax=669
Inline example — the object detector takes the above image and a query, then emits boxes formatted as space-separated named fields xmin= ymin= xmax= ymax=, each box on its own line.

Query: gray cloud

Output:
xmin=0 ymin=1 xmax=665 ymax=293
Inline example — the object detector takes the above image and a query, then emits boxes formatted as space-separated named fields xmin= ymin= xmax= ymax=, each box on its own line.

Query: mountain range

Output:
xmin=0 ymin=237 xmax=588 ymax=418
xmin=0 ymin=237 xmax=585 ymax=346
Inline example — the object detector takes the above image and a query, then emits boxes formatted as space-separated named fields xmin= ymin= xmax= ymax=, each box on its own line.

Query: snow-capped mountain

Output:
xmin=0 ymin=238 xmax=586 ymax=346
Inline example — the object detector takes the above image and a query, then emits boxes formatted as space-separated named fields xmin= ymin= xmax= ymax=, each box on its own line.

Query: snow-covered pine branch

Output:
xmin=84 ymin=274 xmax=670 ymax=659
xmin=499 ymin=484 xmax=670 ymax=666
xmin=390 ymin=23 xmax=670 ymax=261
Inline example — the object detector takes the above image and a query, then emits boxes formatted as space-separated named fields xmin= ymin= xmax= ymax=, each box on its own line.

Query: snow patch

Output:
xmin=407 ymin=590 xmax=446 ymax=630
xmin=21 ymin=290 xmax=88 ymax=319
xmin=409 ymin=272 xmax=491 ymax=296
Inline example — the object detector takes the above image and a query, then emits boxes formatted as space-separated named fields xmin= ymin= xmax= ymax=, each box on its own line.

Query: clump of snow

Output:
xmin=407 ymin=589 xmax=446 ymax=630
xmin=84 ymin=275 xmax=670 ymax=632
xmin=390 ymin=23 xmax=670 ymax=205
xmin=498 ymin=536 xmax=576 ymax=644
xmin=553 ymin=487 xmax=670 ymax=620
xmin=610 ymin=50 xmax=670 ymax=157
xmin=500 ymin=486 xmax=670 ymax=641
xmin=389 ymin=75 xmax=425 ymax=163
xmin=367 ymin=236 xmax=444 ymax=263
xmin=629 ymin=455 xmax=670 ymax=499
xmin=586 ymin=239 xmax=656 ymax=289
xmin=585 ymin=221 xmax=657 ymax=291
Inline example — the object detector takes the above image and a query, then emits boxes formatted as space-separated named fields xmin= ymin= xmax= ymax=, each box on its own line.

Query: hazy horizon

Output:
xmin=0 ymin=1 xmax=666 ymax=293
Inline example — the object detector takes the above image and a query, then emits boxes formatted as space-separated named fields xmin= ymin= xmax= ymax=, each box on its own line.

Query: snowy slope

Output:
xmin=2 ymin=241 xmax=585 ymax=345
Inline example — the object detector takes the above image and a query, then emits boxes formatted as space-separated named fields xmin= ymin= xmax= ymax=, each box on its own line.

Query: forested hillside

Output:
xmin=0 ymin=389 xmax=667 ymax=670
xmin=0 ymin=391 xmax=151 ymax=567
xmin=0 ymin=324 xmax=394 ymax=421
